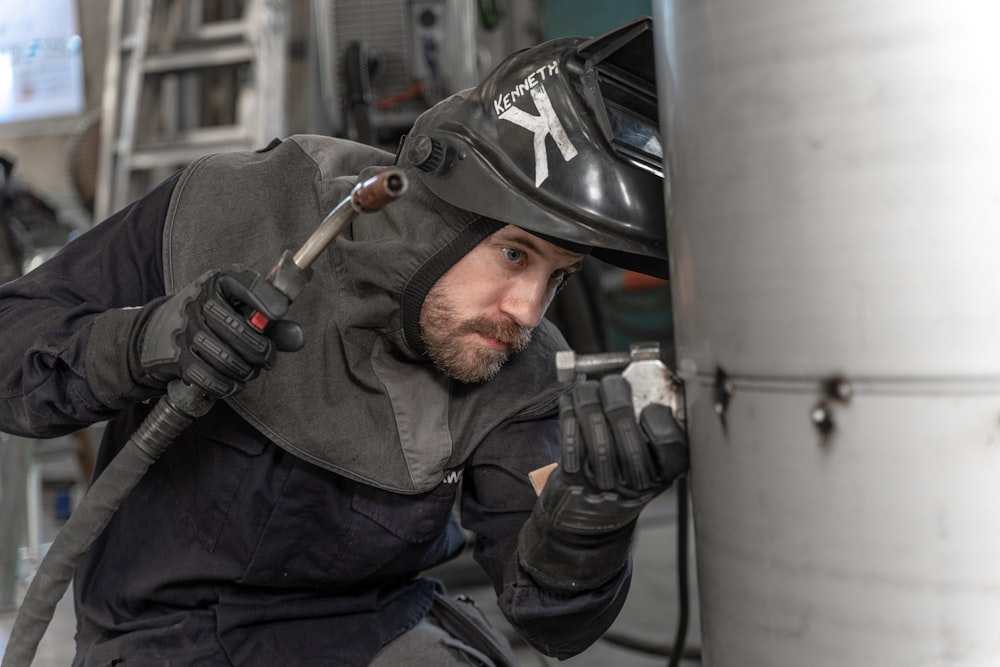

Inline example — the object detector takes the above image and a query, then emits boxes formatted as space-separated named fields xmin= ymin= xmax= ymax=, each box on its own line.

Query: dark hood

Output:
xmin=162 ymin=135 xmax=571 ymax=492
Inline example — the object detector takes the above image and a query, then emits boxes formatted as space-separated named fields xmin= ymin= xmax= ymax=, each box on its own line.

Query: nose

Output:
xmin=499 ymin=275 xmax=552 ymax=329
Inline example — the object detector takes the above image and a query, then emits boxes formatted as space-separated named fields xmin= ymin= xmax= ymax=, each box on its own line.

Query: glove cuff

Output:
xmin=85 ymin=303 xmax=167 ymax=409
xmin=517 ymin=507 xmax=635 ymax=592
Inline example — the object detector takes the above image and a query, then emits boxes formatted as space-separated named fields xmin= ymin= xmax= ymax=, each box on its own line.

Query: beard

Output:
xmin=419 ymin=284 xmax=533 ymax=384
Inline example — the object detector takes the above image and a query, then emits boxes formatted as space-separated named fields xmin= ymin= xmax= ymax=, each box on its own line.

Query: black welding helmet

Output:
xmin=397 ymin=17 xmax=667 ymax=278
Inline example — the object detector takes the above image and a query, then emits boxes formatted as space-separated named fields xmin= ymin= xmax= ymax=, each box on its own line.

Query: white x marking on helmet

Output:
xmin=499 ymin=85 xmax=578 ymax=187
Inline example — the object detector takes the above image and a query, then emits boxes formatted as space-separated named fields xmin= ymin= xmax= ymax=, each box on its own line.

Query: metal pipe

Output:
xmin=654 ymin=1 xmax=1000 ymax=664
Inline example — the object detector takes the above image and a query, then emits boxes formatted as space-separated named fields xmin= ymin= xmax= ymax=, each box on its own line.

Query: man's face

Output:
xmin=419 ymin=225 xmax=585 ymax=383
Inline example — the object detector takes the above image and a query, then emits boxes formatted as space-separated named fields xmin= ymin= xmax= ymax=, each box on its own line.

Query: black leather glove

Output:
xmin=129 ymin=265 xmax=304 ymax=398
xmin=517 ymin=375 xmax=689 ymax=592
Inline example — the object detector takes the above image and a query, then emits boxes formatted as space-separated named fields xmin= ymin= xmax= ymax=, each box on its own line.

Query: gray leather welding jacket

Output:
xmin=161 ymin=135 xmax=571 ymax=493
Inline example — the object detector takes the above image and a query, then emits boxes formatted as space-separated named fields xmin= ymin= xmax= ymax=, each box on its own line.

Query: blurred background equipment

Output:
xmin=93 ymin=0 xmax=290 ymax=220
xmin=0 ymin=156 xmax=75 ymax=276
xmin=0 ymin=155 xmax=95 ymax=619
xmin=329 ymin=0 xmax=481 ymax=147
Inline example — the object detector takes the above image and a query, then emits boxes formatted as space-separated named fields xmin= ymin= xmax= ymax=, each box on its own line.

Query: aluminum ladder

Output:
xmin=94 ymin=0 xmax=289 ymax=221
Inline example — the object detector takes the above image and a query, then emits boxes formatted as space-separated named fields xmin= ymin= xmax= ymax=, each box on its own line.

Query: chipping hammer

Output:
xmin=2 ymin=169 xmax=409 ymax=667
xmin=556 ymin=341 xmax=692 ymax=667
xmin=556 ymin=341 xmax=685 ymax=424
xmin=531 ymin=341 xmax=687 ymax=493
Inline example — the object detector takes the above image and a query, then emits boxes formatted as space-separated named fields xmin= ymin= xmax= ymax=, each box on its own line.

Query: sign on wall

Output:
xmin=0 ymin=0 xmax=85 ymax=125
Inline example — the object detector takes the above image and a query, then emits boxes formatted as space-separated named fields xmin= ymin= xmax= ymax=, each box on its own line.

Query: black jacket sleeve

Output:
xmin=460 ymin=417 xmax=631 ymax=659
xmin=0 ymin=174 xmax=177 ymax=437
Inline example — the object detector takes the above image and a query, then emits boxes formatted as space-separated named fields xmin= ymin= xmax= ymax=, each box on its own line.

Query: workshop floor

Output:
xmin=461 ymin=486 xmax=703 ymax=667
xmin=1 ymin=485 xmax=700 ymax=666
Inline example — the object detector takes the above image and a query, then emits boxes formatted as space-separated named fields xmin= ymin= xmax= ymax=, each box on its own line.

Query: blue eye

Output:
xmin=502 ymin=248 xmax=524 ymax=263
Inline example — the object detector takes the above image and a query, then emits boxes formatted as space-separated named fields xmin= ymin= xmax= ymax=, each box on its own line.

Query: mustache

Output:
xmin=459 ymin=316 xmax=533 ymax=351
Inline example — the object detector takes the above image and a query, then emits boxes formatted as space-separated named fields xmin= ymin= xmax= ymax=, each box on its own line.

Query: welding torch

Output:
xmin=1 ymin=168 xmax=409 ymax=667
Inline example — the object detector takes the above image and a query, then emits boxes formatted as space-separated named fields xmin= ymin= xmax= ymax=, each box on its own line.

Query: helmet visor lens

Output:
xmin=607 ymin=102 xmax=663 ymax=177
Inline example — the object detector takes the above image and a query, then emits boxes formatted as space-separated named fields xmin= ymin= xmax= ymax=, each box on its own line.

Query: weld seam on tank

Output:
xmin=688 ymin=372 xmax=1000 ymax=396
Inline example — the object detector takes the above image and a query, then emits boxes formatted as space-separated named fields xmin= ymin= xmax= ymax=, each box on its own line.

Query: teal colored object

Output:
xmin=602 ymin=283 xmax=674 ymax=366
xmin=540 ymin=0 xmax=652 ymax=39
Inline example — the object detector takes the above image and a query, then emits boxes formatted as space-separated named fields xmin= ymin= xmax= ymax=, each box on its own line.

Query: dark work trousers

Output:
xmin=369 ymin=592 xmax=518 ymax=667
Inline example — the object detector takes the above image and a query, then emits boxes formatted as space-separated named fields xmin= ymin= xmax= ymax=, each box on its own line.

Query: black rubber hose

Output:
xmin=2 ymin=174 xmax=403 ymax=667
xmin=1 ymin=382 xmax=213 ymax=667
xmin=595 ymin=476 xmax=697 ymax=664
xmin=668 ymin=475 xmax=690 ymax=667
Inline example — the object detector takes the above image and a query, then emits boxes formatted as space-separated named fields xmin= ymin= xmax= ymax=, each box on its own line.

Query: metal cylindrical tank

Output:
xmin=652 ymin=1 xmax=1000 ymax=665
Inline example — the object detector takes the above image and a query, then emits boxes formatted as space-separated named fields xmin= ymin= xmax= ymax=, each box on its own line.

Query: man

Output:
xmin=0 ymin=18 xmax=687 ymax=666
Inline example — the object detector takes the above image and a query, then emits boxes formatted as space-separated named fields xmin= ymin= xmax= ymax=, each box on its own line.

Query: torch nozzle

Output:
xmin=351 ymin=169 xmax=409 ymax=213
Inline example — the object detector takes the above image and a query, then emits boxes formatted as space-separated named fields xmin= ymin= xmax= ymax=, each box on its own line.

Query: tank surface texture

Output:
xmin=652 ymin=1 xmax=1000 ymax=665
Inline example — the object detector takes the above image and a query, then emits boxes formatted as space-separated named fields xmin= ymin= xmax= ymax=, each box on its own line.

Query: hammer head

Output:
xmin=555 ymin=350 xmax=578 ymax=383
